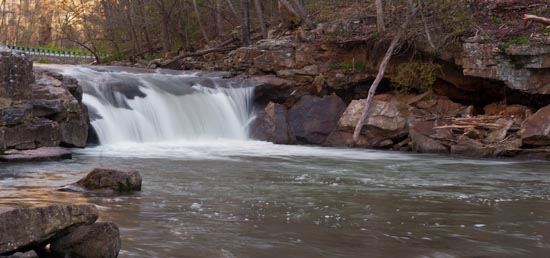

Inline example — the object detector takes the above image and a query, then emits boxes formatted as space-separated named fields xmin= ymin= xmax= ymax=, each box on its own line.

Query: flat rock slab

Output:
xmin=0 ymin=204 xmax=98 ymax=255
xmin=0 ymin=147 xmax=72 ymax=162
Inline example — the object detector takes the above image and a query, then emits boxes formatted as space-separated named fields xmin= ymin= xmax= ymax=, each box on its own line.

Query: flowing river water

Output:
xmin=1 ymin=66 xmax=549 ymax=258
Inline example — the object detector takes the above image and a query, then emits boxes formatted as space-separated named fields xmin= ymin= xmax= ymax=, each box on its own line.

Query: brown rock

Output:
xmin=288 ymin=95 xmax=346 ymax=144
xmin=250 ymin=102 xmax=295 ymax=144
xmin=0 ymin=205 xmax=98 ymax=254
xmin=71 ymin=168 xmax=142 ymax=192
xmin=408 ymin=120 xmax=449 ymax=154
xmin=520 ymin=105 xmax=550 ymax=146
xmin=451 ymin=136 xmax=496 ymax=158
xmin=50 ymin=222 xmax=121 ymax=258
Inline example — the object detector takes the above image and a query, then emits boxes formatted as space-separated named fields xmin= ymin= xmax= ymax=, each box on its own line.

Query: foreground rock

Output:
xmin=50 ymin=222 xmax=121 ymax=258
xmin=0 ymin=147 xmax=71 ymax=162
xmin=288 ymin=95 xmax=346 ymax=144
xmin=61 ymin=168 xmax=142 ymax=193
xmin=250 ymin=102 xmax=294 ymax=144
xmin=0 ymin=205 xmax=98 ymax=255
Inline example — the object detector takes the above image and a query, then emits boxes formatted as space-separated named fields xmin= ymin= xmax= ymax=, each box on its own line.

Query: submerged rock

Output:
xmin=250 ymin=102 xmax=295 ymax=144
xmin=288 ymin=95 xmax=346 ymax=144
xmin=0 ymin=147 xmax=72 ymax=162
xmin=50 ymin=222 xmax=121 ymax=258
xmin=62 ymin=168 xmax=142 ymax=193
xmin=0 ymin=205 xmax=98 ymax=255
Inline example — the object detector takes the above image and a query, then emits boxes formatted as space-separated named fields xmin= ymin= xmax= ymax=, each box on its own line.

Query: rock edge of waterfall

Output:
xmin=0 ymin=46 xmax=88 ymax=161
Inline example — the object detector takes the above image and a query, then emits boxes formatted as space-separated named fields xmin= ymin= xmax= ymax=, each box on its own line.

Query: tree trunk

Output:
xmin=375 ymin=0 xmax=385 ymax=33
xmin=241 ymin=0 xmax=250 ymax=46
xmin=254 ymin=0 xmax=268 ymax=39
xmin=290 ymin=0 xmax=314 ymax=29
xmin=351 ymin=4 xmax=417 ymax=146
xmin=215 ymin=0 xmax=224 ymax=37
xmin=193 ymin=0 xmax=210 ymax=43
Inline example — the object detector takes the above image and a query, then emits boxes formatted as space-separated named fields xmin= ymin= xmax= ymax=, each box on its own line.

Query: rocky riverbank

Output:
xmin=0 ymin=46 xmax=88 ymax=161
xmin=134 ymin=5 xmax=550 ymax=160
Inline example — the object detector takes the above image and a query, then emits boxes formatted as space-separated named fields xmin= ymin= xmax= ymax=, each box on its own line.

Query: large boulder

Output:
xmin=519 ymin=105 xmax=550 ymax=146
xmin=65 ymin=168 xmax=142 ymax=193
xmin=0 ymin=205 xmax=98 ymax=255
xmin=324 ymin=99 xmax=409 ymax=148
xmin=250 ymin=102 xmax=295 ymax=144
xmin=50 ymin=222 xmax=121 ymax=258
xmin=0 ymin=46 xmax=33 ymax=101
xmin=288 ymin=95 xmax=346 ymax=144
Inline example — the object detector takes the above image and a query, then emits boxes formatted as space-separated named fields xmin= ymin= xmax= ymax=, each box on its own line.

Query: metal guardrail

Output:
xmin=6 ymin=45 xmax=102 ymax=60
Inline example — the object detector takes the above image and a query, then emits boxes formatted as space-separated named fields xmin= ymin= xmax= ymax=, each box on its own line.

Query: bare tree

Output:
xmin=241 ymin=0 xmax=250 ymax=46
xmin=254 ymin=0 xmax=268 ymax=39
xmin=375 ymin=0 xmax=385 ymax=33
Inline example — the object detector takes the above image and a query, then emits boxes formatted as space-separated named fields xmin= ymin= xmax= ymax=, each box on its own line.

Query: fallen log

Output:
xmin=523 ymin=14 xmax=550 ymax=25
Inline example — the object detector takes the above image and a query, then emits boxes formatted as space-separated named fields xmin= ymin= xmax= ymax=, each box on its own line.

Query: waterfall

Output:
xmin=49 ymin=65 xmax=255 ymax=145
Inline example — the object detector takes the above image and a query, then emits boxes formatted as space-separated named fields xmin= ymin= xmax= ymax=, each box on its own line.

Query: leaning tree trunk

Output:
xmin=351 ymin=4 xmax=416 ymax=146
xmin=241 ymin=0 xmax=251 ymax=46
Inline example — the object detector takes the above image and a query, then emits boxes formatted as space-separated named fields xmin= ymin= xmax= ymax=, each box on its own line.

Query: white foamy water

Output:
xmin=49 ymin=65 xmax=254 ymax=144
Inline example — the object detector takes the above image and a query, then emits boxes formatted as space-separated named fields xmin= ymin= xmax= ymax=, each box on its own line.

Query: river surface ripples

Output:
xmin=1 ymin=141 xmax=549 ymax=258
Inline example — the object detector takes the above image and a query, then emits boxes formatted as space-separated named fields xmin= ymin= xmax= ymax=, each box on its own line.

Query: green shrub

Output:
xmin=392 ymin=61 xmax=440 ymax=94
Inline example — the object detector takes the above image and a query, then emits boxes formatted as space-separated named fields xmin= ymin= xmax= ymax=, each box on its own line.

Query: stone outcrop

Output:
xmin=50 ymin=222 xmax=121 ymax=258
xmin=288 ymin=95 xmax=346 ymax=144
xmin=0 ymin=205 xmax=98 ymax=255
xmin=62 ymin=168 xmax=142 ymax=193
xmin=325 ymin=98 xmax=409 ymax=148
xmin=461 ymin=43 xmax=550 ymax=95
xmin=0 ymin=48 xmax=88 ymax=158
xmin=32 ymin=68 xmax=88 ymax=148
xmin=519 ymin=104 xmax=550 ymax=146
xmin=250 ymin=102 xmax=295 ymax=144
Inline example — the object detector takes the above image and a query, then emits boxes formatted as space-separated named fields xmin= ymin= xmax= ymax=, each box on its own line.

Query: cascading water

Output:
xmin=47 ymin=65 xmax=255 ymax=145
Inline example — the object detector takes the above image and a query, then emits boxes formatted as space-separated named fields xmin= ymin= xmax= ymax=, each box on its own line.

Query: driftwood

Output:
xmin=523 ymin=14 xmax=550 ymax=25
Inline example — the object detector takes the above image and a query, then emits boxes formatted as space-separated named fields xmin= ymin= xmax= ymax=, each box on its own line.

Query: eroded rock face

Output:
xmin=50 ymin=222 xmax=121 ymax=258
xmin=462 ymin=43 xmax=550 ymax=94
xmin=32 ymin=68 xmax=88 ymax=148
xmin=0 ymin=205 xmax=98 ymax=255
xmin=73 ymin=168 xmax=142 ymax=192
xmin=250 ymin=102 xmax=295 ymax=144
xmin=288 ymin=95 xmax=346 ymax=144
xmin=324 ymin=99 xmax=409 ymax=148
xmin=520 ymin=105 xmax=550 ymax=146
